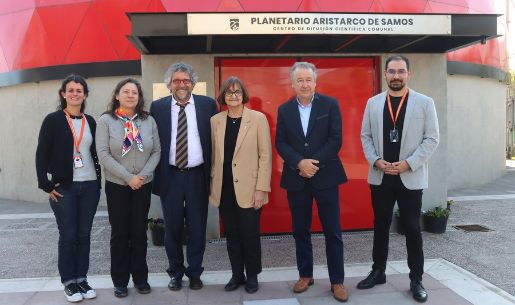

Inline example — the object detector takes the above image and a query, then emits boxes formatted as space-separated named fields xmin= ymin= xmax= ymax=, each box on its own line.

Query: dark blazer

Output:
xmin=276 ymin=93 xmax=347 ymax=191
xmin=36 ymin=110 xmax=102 ymax=193
xmin=150 ymin=94 xmax=218 ymax=197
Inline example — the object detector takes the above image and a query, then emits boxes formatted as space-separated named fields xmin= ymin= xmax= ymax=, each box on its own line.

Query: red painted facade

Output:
xmin=216 ymin=57 xmax=377 ymax=232
xmin=0 ymin=0 xmax=506 ymax=74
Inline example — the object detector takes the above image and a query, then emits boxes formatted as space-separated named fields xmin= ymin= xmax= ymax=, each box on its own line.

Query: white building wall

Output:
xmin=447 ymin=75 xmax=506 ymax=190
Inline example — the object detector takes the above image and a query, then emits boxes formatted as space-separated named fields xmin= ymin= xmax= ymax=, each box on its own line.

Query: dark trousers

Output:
xmin=220 ymin=196 xmax=262 ymax=278
xmin=160 ymin=166 xmax=207 ymax=279
xmin=287 ymin=184 xmax=345 ymax=284
xmin=105 ymin=181 xmax=152 ymax=287
xmin=370 ymin=180 xmax=424 ymax=281
xmin=50 ymin=180 xmax=100 ymax=285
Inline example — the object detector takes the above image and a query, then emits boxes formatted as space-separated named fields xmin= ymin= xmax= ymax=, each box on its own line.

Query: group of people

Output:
xmin=36 ymin=55 xmax=439 ymax=304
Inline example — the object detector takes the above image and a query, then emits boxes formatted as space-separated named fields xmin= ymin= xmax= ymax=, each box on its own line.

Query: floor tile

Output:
xmin=243 ymin=281 xmax=295 ymax=300
xmin=298 ymin=296 xmax=350 ymax=305
xmin=350 ymin=291 xmax=418 ymax=305
xmin=244 ymin=298 xmax=301 ymax=305
xmin=0 ymin=291 xmax=34 ymax=305
xmin=133 ymin=286 xmax=188 ymax=305
xmin=424 ymin=288 xmax=473 ymax=305
xmin=187 ymin=284 xmax=241 ymax=305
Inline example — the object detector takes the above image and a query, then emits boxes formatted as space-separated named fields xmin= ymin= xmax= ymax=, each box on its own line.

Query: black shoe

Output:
xmin=410 ymin=281 xmax=428 ymax=303
xmin=357 ymin=269 xmax=386 ymax=289
xmin=114 ymin=286 xmax=128 ymax=298
xmin=224 ymin=276 xmax=246 ymax=291
xmin=77 ymin=281 xmax=96 ymax=299
xmin=168 ymin=277 xmax=182 ymax=291
xmin=135 ymin=282 xmax=151 ymax=294
xmin=189 ymin=277 xmax=203 ymax=290
xmin=244 ymin=276 xmax=259 ymax=294
xmin=64 ymin=283 xmax=83 ymax=302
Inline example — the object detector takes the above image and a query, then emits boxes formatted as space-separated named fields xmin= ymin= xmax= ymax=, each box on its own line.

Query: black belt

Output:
xmin=169 ymin=164 xmax=203 ymax=171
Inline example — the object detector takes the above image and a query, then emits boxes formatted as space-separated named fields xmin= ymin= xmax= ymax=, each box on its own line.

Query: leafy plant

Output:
xmin=424 ymin=206 xmax=450 ymax=218
xmin=446 ymin=200 xmax=454 ymax=210
xmin=148 ymin=218 xmax=165 ymax=230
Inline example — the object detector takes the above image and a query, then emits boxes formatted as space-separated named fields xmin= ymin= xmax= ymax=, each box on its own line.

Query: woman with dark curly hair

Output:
xmin=96 ymin=78 xmax=161 ymax=298
xmin=36 ymin=74 xmax=101 ymax=303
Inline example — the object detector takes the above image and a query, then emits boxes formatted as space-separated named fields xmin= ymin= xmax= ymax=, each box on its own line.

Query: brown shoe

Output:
xmin=331 ymin=284 xmax=349 ymax=302
xmin=293 ymin=277 xmax=314 ymax=293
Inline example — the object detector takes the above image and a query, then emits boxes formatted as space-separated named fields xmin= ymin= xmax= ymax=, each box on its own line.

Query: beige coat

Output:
xmin=209 ymin=107 xmax=272 ymax=208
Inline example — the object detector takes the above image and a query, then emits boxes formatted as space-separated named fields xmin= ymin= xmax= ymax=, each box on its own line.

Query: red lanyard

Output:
xmin=64 ymin=110 xmax=85 ymax=155
xmin=387 ymin=89 xmax=408 ymax=129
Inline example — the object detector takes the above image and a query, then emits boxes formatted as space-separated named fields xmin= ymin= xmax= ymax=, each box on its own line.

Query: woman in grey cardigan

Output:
xmin=96 ymin=78 xmax=161 ymax=298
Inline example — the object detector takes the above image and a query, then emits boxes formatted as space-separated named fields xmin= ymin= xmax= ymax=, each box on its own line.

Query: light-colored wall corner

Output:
xmin=447 ymin=75 xmax=506 ymax=190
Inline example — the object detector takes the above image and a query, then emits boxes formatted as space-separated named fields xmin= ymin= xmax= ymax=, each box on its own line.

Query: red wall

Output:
xmin=0 ymin=0 xmax=506 ymax=74
xmin=216 ymin=57 xmax=377 ymax=232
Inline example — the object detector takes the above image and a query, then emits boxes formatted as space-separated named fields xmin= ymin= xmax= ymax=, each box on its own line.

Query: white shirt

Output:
xmin=169 ymin=95 xmax=204 ymax=167
xmin=297 ymin=95 xmax=314 ymax=136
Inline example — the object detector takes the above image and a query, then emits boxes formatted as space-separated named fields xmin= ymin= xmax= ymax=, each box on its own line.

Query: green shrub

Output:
xmin=148 ymin=218 xmax=165 ymax=230
xmin=424 ymin=206 xmax=450 ymax=218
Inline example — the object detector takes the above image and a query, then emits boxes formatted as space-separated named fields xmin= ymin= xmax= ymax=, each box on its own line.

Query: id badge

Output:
xmin=73 ymin=155 xmax=84 ymax=168
xmin=389 ymin=129 xmax=399 ymax=143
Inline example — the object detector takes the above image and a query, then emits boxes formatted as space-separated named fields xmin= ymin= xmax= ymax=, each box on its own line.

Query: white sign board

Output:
xmin=188 ymin=13 xmax=451 ymax=35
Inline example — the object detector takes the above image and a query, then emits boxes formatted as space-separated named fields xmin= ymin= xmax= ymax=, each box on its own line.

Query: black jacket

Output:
xmin=36 ymin=110 xmax=101 ymax=193
xmin=275 ymin=93 xmax=347 ymax=191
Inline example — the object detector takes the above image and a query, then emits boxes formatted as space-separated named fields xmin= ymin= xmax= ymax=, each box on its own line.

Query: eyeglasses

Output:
xmin=225 ymin=90 xmax=243 ymax=97
xmin=386 ymin=69 xmax=408 ymax=76
xmin=172 ymin=79 xmax=192 ymax=85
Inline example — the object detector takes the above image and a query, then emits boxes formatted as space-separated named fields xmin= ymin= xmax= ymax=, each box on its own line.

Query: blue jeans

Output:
xmin=50 ymin=180 xmax=100 ymax=285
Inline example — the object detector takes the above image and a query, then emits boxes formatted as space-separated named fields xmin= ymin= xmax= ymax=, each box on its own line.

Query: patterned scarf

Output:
xmin=115 ymin=108 xmax=143 ymax=157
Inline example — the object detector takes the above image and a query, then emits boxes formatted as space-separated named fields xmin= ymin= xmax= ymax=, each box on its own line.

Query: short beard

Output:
xmin=388 ymin=82 xmax=405 ymax=91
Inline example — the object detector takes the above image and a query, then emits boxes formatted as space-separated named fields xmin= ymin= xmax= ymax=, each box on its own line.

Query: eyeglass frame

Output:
xmin=385 ymin=69 xmax=408 ymax=77
xmin=171 ymin=78 xmax=193 ymax=85
xmin=224 ymin=90 xmax=243 ymax=97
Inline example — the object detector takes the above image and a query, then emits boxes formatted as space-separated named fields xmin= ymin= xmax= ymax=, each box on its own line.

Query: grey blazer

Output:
xmin=360 ymin=89 xmax=439 ymax=190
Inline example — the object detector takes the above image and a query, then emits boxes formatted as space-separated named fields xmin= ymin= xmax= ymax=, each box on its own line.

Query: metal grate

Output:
xmin=453 ymin=224 xmax=493 ymax=232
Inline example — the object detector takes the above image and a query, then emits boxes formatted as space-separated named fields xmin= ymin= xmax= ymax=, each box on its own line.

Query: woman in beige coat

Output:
xmin=209 ymin=76 xmax=272 ymax=293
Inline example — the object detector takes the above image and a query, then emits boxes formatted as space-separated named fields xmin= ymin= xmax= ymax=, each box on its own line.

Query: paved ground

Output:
xmin=0 ymin=162 xmax=515 ymax=304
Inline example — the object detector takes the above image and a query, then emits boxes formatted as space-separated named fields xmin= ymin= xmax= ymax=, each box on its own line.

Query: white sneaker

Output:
xmin=64 ymin=283 xmax=83 ymax=302
xmin=77 ymin=281 xmax=96 ymax=299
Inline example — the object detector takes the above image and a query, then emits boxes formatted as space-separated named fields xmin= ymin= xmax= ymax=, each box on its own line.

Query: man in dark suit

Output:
xmin=276 ymin=62 xmax=349 ymax=302
xmin=150 ymin=62 xmax=217 ymax=291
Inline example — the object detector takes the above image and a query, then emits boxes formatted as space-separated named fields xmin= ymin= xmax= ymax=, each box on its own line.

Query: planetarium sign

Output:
xmin=187 ymin=13 xmax=451 ymax=35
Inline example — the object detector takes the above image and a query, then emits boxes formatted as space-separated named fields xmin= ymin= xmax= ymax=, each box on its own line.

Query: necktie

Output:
xmin=175 ymin=103 xmax=188 ymax=168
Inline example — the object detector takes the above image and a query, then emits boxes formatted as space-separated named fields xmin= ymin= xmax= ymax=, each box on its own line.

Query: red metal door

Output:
xmin=215 ymin=57 xmax=376 ymax=234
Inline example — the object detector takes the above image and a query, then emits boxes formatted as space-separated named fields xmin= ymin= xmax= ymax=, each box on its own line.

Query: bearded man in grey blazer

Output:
xmin=359 ymin=55 xmax=439 ymax=303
